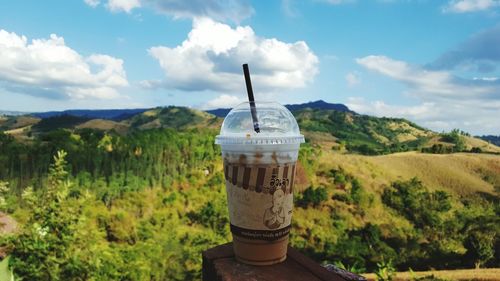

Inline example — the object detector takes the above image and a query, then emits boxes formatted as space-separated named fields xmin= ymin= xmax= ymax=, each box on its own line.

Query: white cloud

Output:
xmin=88 ymin=0 xmax=253 ymax=22
xmin=148 ymin=0 xmax=253 ymax=22
xmin=201 ymin=94 xmax=244 ymax=109
xmin=345 ymin=72 xmax=360 ymax=86
xmin=146 ymin=18 xmax=318 ymax=93
xmin=356 ymin=55 xmax=496 ymax=99
xmin=428 ymin=25 xmax=500 ymax=73
xmin=443 ymin=0 xmax=500 ymax=13
xmin=282 ymin=0 xmax=300 ymax=17
xmin=107 ymin=0 xmax=141 ymax=13
xmin=347 ymin=97 xmax=500 ymax=135
xmin=0 ymin=29 xmax=128 ymax=100
xmin=355 ymin=55 xmax=500 ymax=134
xmin=347 ymin=97 xmax=436 ymax=120
xmin=84 ymin=0 xmax=101 ymax=8
xmin=473 ymin=76 xmax=499 ymax=81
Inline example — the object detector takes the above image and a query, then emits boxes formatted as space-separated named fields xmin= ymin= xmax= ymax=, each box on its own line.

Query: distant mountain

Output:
xmin=32 ymin=108 xmax=149 ymax=121
xmin=205 ymin=100 xmax=352 ymax=117
xmin=3 ymin=102 xmax=499 ymax=154
xmin=285 ymin=100 xmax=352 ymax=113
xmin=0 ymin=110 xmax=29 ymax=116
xmin=478 ymin=135 xmax=500 ymax=146
xmin=26 ymin=100 xmax=350 ymax=120
xmin=205 ymin=108 xmax=231 ymax=118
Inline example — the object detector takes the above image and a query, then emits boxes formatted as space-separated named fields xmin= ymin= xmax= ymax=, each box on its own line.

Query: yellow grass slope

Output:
xmin=363 ymin=268 xmax=500 ymax=281
xmin=318 ymin=151 xmax=500 ymax=196
xmin=76 ymin=119 xmax=129 ymax=135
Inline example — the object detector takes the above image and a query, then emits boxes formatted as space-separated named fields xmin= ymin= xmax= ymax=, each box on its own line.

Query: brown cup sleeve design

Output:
xmin=224 ymin=162 xmax=296 ymax=195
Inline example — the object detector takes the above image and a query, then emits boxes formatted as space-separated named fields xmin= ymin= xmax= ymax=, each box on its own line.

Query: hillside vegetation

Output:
xmin=126 ymin=106 xmax=222 ymax=130
xmin=0 ymin=104 xmax=498 ymax=280
xmin=295 ymin=108 xmax=500 ymax=154
xmin=312 ymin=151 xmax=500 ymax=196
xmin=3 ymin=105 xmax=500 ymax=155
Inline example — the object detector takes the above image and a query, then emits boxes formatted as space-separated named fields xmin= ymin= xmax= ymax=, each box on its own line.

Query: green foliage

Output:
xmin=298 ymin=143 xmax=322 ymax=179
xmin=350 ymin=179 xmax=363 ymax=205
xmin=129 ymin=106 xmax=212 ymax=130
xmin=378 ymin=178 xmax=499 ymax=271
xmin=382 ymin=178 xmax=452 ymax=228
xmin=188 ymin=199 xmax=229 ymax=236
xmin=0 ymin=181 xmax=9 ymax=211
xmin=465 ymin=230 xmax=495 ymax=269
xmin=1 ymin=120 xmax=499 ymax=279
xmin=461 ymin=213 xmax=499 ymax=268
xmin=0 ymin=128 xmax=219 ymax=193
xmin=33 ymin=115 xmax=89 ymax=132
xmin=297 ymin=186 xmax=328 ymax=207
xmin=470 ymin=147 xmax=482 ymax=153
xmin=329 ymin=168 xmax=371 ymax=208
xmin=295 ymin=109 xmax=430 ymax=155
xmin=440 ymin=129 xmax=466 ymax=152
xmin=422 ymin=129 xmax=473 ymax=154
xmin=421 ymin=144 xmax=454 ymax=154
xmin=374 ymin=259 xmax=395 ymax=281
xmin=8 ymin=150 xmax=87 ymax=280
xmin=330 ymin=224 xmax=398 ymax=271
xmin=3 ymin=145 xmax=231 ymax=280
xmin=332 ymin=260 xmax=366 ymax=274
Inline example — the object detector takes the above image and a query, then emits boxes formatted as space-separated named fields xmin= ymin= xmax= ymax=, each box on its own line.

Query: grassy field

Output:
xmin=363 ymin=268 xmax=500 ymax=281
xmin=314 ymin=151 xmax=500 ymax=196
xmin=295 ymin=150 xmax=500 ymax=230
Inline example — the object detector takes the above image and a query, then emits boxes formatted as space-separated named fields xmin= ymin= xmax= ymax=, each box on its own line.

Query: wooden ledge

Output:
xmin=202 ymin=242 xmax=348 ymax=281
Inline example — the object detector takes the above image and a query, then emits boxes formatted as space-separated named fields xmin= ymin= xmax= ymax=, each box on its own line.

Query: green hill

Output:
xmin=0 ymin=105 xmax=499 ymax=280
xmin=126 ymin=106 xmax=222 ymax=130
xmin=295 ymin=108 xmax=500 ymax=154
xmin=295 ymin=108 xmax=433 ymax=154
xmin=3 ymin=106 xmax=499 ymax=154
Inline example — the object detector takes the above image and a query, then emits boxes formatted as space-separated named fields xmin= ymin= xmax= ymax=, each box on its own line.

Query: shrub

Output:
xmin=382 ymin=178 xmax=452 ymax=228
xmin=470 ymin=147 xmax=482 ymax=153
xmin=298 ymin=186 xmax=328 ymax=207
xmin=374 ymin=259 xmax=395 ymax=281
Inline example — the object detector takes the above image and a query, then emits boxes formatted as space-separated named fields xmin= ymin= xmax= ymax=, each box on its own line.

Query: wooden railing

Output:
xmin=202 ymin=242 xmax=366 ymax=281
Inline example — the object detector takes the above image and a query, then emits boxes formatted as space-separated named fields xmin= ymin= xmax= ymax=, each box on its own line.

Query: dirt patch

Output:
xmin=0 ymin=213 xmax=17 ymax=235
xmin=294 ymin=162 xmax=310 ymax=191
xmin=0 ymin=212 xmax=17 ymax=260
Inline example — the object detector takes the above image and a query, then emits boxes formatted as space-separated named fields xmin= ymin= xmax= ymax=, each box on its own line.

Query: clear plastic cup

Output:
xmin=215 ymin=101 xmax=304 ymax=265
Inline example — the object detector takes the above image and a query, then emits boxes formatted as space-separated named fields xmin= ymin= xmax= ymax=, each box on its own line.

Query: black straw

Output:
xmin=243 ymin=64 xmax=260 ymax=133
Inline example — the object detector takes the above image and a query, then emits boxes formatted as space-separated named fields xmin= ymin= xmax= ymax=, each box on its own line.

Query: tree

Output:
xmin=9 ymin=150 xmax=90 ymax=280
xmin=463 ymin=215 xmax=498 ymax=269
xmin=298 ymin=186 xmax=328 ymax=207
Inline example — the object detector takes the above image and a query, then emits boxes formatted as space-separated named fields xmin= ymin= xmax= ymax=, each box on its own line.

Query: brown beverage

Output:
xmin=216 ymin=102 xmax=304 ymax=265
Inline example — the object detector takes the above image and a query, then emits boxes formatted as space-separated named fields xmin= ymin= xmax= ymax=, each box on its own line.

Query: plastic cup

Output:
xmin=215 ymin=101 xmax=304 ymax=265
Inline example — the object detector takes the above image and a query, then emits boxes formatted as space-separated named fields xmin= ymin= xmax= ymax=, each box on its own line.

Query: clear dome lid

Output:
xmin=215 ymin=101 xmax=304 ymax=145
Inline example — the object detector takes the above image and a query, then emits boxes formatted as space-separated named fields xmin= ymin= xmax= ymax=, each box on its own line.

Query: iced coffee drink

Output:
xmin=215 ymin=101 xmax=304 ymax=265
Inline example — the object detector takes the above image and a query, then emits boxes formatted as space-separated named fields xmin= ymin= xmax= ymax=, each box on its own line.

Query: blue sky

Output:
xmin=0 ymin=0 xmax=499 ymax=134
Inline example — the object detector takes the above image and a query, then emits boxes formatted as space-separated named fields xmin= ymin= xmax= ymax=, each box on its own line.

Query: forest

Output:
xmin=0 ymin=114 xmax=498 ymax=280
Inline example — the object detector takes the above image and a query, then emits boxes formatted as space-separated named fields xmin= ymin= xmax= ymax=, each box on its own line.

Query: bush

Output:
xmin=375 ymin=259 xmax=395 ymax=281
xmin=440 ymin=129 xmax=465 ymax=152
xmin=381 ymin=178 xmax=452 ymax=228
xmin=187 ymin=201 xmax=229 ymax=236
xmin=421 ymin=144 xmax=453 ymax=154
xmin=298 ymin=186 xmax=328 ymax=207
xmin=470 ymin=147 xmax=482 ymax=153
